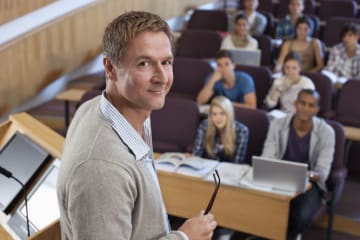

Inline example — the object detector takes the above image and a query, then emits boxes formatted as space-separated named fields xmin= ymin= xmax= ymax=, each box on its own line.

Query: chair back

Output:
xmin=303 ymin=72 xmax=333 ymax=117
xmin=175 ymin=30 xmax=222 ymax=59
xmin=252 ymin=34 xmax=274 ymax=67
xmin=235 ymin=64 xmax=273 ymax=108
xmin=151 ymin=97 xmax=200 ymax=153
xmin=259 ymin=10 xmax=275 ymax=37
xmin=324 ymin=120 xmax=347 ymax=201
xmin=234 ymin=106 xmax=269 ymax=164
xmin=170 ymin=57 xmax=213 ymax=100
xmin=334 ymin=79 xmax=360 ymax=127
xmin=187 ymin=9 xmax=228 ymax=32
xmin=322 ymin=17 xmax=360 ymax=48
xmin=318 ymin=0 xmax=358 ymax=22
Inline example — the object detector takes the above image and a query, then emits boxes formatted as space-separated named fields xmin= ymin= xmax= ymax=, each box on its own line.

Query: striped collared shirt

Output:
xmin=99 ymin=92 xmax=170 ymax=233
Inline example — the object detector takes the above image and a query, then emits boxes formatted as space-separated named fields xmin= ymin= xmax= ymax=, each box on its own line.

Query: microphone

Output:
xmin=0 ymin=166 xmax=30 ymax=237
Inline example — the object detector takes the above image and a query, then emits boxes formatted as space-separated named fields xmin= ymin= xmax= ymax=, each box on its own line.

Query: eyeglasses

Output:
xmin=204 ymin=169 xmax=221 ymax=215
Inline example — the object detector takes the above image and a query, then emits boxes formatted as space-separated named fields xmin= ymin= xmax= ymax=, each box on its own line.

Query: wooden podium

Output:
xmin=0 ymin=112 xmax=63 ymax=240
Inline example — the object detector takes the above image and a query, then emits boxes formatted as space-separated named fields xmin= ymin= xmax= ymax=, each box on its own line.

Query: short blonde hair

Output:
xmin=102 ymin=11 xmax=174 ymax=67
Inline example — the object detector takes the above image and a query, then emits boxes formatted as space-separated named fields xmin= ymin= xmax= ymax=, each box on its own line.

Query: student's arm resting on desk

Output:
xmin=232 ymin=92 xmax=257 ymax=109
xmin=197 ymin=72 xmax=222 ymax=105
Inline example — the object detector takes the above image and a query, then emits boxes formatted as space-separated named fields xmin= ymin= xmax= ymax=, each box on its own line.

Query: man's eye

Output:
xmin=162 ymin=60 xmax=173 ymax=66
xmin=138 ymin=61 xmax=149 ymax=67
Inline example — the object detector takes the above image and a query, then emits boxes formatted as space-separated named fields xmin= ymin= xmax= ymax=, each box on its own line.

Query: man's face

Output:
xmin=108 ymin=31 xmax=173 ymax=112
xmin=216 ymin=57 xmax=235 ymax=78
xmin=289 ymin=0 xmax=304 ymax=16
xmin=294 ymin=93 xmax=319 ymax=122
xmin=234 ymin=18 xmax=249 ymax=36
xmin=296 ymin=22 xmax=310 ymax=39
xmin=342 ymin=31 xmax=359 ymax=50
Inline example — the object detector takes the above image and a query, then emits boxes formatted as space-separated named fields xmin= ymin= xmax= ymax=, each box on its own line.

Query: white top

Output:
xmin=221 ymin=34 xmax=258 ymax=51
xmin=265 ymin=75 xmax=315 ymax=113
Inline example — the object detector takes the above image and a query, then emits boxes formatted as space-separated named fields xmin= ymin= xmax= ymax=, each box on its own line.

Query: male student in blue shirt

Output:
xmin=196 ymin=50 xmax=257 ymax=109
xmin=262 ymin=89 xmax=335 ymax=239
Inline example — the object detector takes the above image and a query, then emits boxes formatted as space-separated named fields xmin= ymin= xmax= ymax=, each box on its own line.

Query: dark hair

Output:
xmin=234 ymin=13 xmax=249 ymax=24
xmin=282 ymin=51 xmax=302 ymax=73
xmin=297 ymin=89 xmax=320 ymax=105
xmin=215 ymin=50 xmax=234 ymax=62
xmin=340 ymin=22 xmax=360 ymax=40
xmin=284 ymin=51 xmax=302 ymax=64
xmin=102 ymin=11 xmax=174 ymax=67
xmin=294 ymin=16 xmax=311 ymax=39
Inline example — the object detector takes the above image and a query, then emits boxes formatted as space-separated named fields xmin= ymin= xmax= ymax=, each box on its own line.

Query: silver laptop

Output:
xmin=252 ymin=156 xmax=308 ymax=194
xmin=229 ymin=49 xmax=261 ymax=66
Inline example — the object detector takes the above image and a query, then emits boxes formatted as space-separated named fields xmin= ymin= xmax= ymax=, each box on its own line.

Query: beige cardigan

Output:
xmin=57 ymin=97 xmax=185 ymax=240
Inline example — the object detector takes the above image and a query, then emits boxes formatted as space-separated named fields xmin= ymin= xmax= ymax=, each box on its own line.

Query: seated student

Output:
xmin=235 ymin=0 xmax=267 ymax=35
xmin=197 ymin=50 xmax=257 ymax=109
xmin=265 ymin=51 xmax=315 ymax=113
xmin=274 ymin=16 xmax=324 ymax=73
xmin=221 ymin=14 xmax=258 ymax=51
xmin=275 ymin=0 xmax=314 ymax=40
xmin=262 ymin=89 xmax=335 ymax=240
xmin=193 ymin=96 xmax=249 ymax=240
xmin=324 ymin=22 xmax=360 ymax=81
xmin=193 ymin=96 xmax=249 ymax=164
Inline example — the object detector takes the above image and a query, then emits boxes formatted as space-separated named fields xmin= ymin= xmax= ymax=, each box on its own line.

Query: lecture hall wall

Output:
xmin=0 ymin=0 xmax=213 ymax=116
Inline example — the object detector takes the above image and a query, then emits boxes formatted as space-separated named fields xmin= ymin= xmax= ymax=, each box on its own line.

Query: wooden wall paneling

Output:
xmin=0 ymin=0 xmax=55 ymax=25
xmin=0 ymin=0 xmax=214 ymax=117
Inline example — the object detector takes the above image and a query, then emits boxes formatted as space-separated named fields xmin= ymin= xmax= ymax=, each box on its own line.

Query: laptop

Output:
xmin=252 ymin=156 xmax=309 ymax=194
xmin=229 ymin=49 xmax=261 ymax=66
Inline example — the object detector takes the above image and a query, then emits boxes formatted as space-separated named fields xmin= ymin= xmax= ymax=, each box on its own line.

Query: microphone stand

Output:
xmin=0 ymin=167 xmax=30 ymax=237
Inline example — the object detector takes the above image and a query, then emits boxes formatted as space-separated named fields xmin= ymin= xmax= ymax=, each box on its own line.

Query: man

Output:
xmin=235 ymin=0 xmax=267 ymax=35
xmin=196 ymin=50 xmax=257 ymax=109
xmin=262 ymin=89 xmax=335 ymax=239
xmin=275 ymin=0 xmax=314 ymax=40
xmin=57 ymin=11 xmax=216 ymax=240
xmin=324 ymin=22 xmax=360 ymax=81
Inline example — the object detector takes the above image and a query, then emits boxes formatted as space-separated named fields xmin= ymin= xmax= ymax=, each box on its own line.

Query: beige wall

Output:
xmin=0 ymin=0 xmax=214 ymax=116
xmin=0 ymin=0 xmax=55 ymax=25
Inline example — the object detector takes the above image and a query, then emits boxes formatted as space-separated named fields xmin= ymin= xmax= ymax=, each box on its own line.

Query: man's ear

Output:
xmin=103 ymin=57 xmax=116 ymax=81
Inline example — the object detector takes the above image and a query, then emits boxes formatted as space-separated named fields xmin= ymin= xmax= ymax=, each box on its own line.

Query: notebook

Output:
xmin=229 ymin=49 xmax=261 ymax=66
xmin=252 ymin=156 xmax=309 ymax=194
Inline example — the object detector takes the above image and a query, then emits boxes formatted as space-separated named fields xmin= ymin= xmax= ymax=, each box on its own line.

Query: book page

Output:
xmin=205 ymin=162 xmax=250 ymax=187
xmin=155 ymin=152 xmax=186 ymax=172
xmin=176 ymin=156 xmax=219 ymax=178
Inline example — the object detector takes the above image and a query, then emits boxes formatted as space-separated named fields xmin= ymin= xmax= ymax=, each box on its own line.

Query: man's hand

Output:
xmin=179 ymin=211 xmax=217 ymax=240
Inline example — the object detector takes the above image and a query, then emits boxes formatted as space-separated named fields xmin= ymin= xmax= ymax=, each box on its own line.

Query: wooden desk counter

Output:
xmin=158 ymin=171 xmax=292 ymax=240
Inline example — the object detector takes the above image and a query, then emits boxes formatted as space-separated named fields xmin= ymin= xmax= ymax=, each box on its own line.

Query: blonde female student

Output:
xmin=193 ymin=96 xmax=249 ymax=164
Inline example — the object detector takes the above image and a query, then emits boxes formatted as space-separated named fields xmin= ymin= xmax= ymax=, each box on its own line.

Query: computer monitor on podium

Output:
xmin=0 ymin=132 xmax=51 ymax=213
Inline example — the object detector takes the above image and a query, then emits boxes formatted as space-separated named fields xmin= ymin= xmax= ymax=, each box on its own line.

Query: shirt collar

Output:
xmin=100 ymin=92 xmax=151 ymax=161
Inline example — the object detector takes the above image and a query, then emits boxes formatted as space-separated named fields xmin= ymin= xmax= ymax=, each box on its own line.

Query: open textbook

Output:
xmin=155 ymin=152 xmax=219 ymax=178
xmin=204 ymin=162 xmax=250 ymax=187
